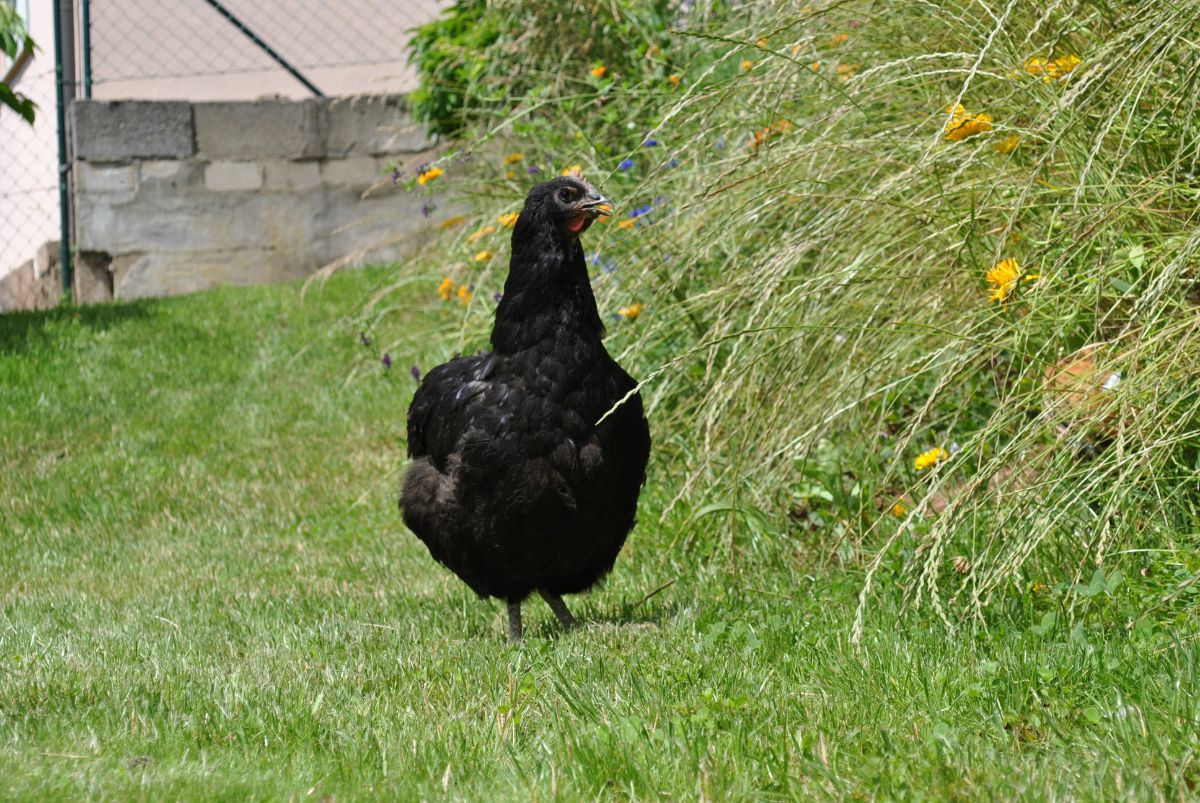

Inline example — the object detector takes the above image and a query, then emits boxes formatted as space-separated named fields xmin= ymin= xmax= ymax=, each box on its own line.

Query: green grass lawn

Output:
xmin=2 ymin=267 xmax=1198 ymax=800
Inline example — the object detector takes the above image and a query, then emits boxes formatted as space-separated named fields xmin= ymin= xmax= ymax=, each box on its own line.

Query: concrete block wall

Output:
xmin=68 ymin=95 xmax=441 ymax=302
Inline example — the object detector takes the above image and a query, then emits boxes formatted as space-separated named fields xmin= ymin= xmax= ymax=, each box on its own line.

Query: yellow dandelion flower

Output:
xmin=467 ymin=225 xmax=497 ymax=243
xmin=944 ymin=104 xmax=993 ymax=141
xmin=995 ymin=133 xmax=1021 ymax=154
xmin=836 ymin=62 xmax=860 ymax=80
xmin=618 ymin=303 xmax=645 ymax=319
xmin=591 ymin=64 xmax=607 ymax=78
xmin=891 ymin=502 xmax=907 ymax=517
xmin=741 ymin=59 xmax=754 ymax=70
xmin=617 ymin=218 xmax=637 ymax=229
xmin=914 ymin=447 xmax=948 ymax=471
xmin=1024 ymin=273 xmax=1040 ymax=283
xmin=809 ymin=61 xmax=820 ymax=71
xmin=668 ymin=73 xmax=681 ymax=85
xmin=830 ymin=33 xmax=849 ymax=46
xmin=506 ymin=170 xmax=515 ymax=180
xmin=439 ymin=215 xmax=466 ymax=229
xmin=986 ymin=257 xmax=1022 ymax=302
xmin=560 ymin=164 xmax=583 ymax=176
xmin=457 ymin=284 xmax=473 ymax=305
xmin=497 ymin=212 xmax=519 ymax=228
xmin=756 ymin=37 xmax=769 ymax=47
xmin=791 ymin=44 xmax=802 ymax=56
xmin=503 ymin=152 xmax=525 ymax=165
xmin=1026 ymin=54 xmax=1081 ymax=80
xmin=474 ymin=250 xmax=495 ymax=262
xmin=437 ymin=276 xmax=456 ymax=301
xmin=1050 ymin=54 xmax=1081 ymax=77
xmin=417 ymin=166 xmax=444 ymax=186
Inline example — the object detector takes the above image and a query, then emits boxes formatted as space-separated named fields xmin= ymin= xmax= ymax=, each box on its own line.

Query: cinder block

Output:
xmin=77 ymin=186 xmax=325 ymax=254
xmin=195 ymin=99 xmax=321 ymax=160
xmin=71 ymin=100 xmax=194 ymax=160
xmin=321 ymin=156 xmax=380 ymax=188
xmin=322 ymin=95 xmax=434 ymax=157
xmin=205 ymin=161 xmax=264 ymax=192
xmin=264 ymin=160 xmax=322 ymax=191
xmin=75 ymin=162 xmax=138 ymax=195
xmin=140 ymin=160 xmax=184 ymax=181
xmin=112 ymin=249 xmax=316 ymax=300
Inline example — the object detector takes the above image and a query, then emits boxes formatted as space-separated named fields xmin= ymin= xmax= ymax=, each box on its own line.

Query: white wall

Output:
xmin=0 ymin=1 xmax=60 ymax=278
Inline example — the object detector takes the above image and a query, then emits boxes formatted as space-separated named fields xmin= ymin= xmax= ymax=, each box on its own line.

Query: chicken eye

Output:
xmin=558 ymin=188 xmax=573 ymax=202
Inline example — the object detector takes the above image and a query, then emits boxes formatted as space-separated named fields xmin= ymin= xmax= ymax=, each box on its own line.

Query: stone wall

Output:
xmin=65 ymin=95 xmax=441 ymax=302
xmin=0 ymin=242 xmax=61 ymax=313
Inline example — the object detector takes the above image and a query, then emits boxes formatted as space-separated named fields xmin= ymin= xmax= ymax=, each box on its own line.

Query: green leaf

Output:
xmin=1030 ymin=611 xmax=1057 ymax=635
xmin=1128 ymin=244 xmax=1145 ymax=269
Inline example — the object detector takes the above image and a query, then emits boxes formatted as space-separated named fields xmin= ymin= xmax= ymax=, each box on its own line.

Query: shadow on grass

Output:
xmin=0 ymin=299 xmax=157 ymax=356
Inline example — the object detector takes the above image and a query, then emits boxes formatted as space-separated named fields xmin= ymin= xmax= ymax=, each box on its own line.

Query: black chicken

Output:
xmin=401 ymin=173 xmax=651 ymax=640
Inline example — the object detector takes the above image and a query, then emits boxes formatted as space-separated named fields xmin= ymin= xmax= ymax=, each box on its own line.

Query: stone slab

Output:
xmin=71 ymin=100 xmax=194 ymax=161
xmin=205 ymin=161 xmax=264 ymax=192
xmin=194 ymin=100 xmax=321 ymax=160
xmin=112 ymin=249 xmax=317 ymax=300
xmin=75 ymin=163 xmax=138 ymax=196
xmin=321 ymin=156 xmax=381 ymax=188
xmin=322 ymin=95 xmax=434 ymax=157
xmin=264 ymin=160 xmax=322 ymax=191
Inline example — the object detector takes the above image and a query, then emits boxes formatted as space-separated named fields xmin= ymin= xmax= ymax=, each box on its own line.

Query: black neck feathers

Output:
xmin=490 ymin=205 xmax=605 ymax=354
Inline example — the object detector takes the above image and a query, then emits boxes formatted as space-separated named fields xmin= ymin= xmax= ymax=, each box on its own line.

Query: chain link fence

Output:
xmin=0 ymin=62 xmax=60 ymax=292
xmin=89 ymin=0 xmax=447 ymax=100
xmin=1 ymin=0 xmax=447 ymax=306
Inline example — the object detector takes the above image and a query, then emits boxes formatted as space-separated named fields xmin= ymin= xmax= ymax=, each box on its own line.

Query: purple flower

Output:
xmin=359 ymin=332 xmax=372 ymax=346
xmin=493 ymin=291 xmax=503 ymax=303
xmin=391 ymin=166 xmax=403 ymax=183
xmin=618 ymin=158 xmax=635 ymax=170
xmin=643 ymin=137 xmax=660 ymax=147
xmin=381 ymin=353 xmax=392 ymax=369
xmin=630 ymin=204 xmax=652 ymax=218
xmin=410 ymin=365 xmax=421 ymax=381
xmin=714 ymin=137 xmax=726 ymax=150
xmin=667 ymin=157 xmax=679 ymax=168
xmin=422 ymin=202 xmax=437 ymax=217
xmin=527 ymin=165 xmax=540 ymax=175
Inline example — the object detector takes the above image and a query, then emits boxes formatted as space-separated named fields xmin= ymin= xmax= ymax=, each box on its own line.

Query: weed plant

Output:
xmin=380 ymin=0 xmax=1200 ymax=633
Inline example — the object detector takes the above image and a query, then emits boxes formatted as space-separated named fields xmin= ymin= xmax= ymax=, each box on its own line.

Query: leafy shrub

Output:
xmin=407 ymin=0 xmax=716 ymax=138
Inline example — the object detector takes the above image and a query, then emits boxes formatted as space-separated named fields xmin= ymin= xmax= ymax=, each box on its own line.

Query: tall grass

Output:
xmin=375 ymin=0 xmax=1200 ymax=630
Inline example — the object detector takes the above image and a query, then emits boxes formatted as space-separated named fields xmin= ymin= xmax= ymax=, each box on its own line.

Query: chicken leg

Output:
xmin=539 ymin=590 xmax=577 ymax=631
xmin=507 ymin=601 xmax=522 ymax=642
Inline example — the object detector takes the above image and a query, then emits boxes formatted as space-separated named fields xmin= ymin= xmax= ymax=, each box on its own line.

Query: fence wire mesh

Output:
xmin=89 ymin=0 xmax=448 ymax=100
xmin=0 ymin=64 xmax=60 ymax=284
xmin=1 ymin=0 xmax=447 ymax=304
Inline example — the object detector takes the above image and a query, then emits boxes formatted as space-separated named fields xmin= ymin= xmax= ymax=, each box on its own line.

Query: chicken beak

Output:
xmin=581 ymin=193 xmax=613 ymax=218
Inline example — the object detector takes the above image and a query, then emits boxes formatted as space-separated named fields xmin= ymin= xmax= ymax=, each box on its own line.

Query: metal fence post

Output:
xmin=80 ymin=0 xmax=92 ymax=98
xmin=199 ymin=0 xmax=325 ymax=97
xmin=52 ymin=0 xmax=76 ymax=300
